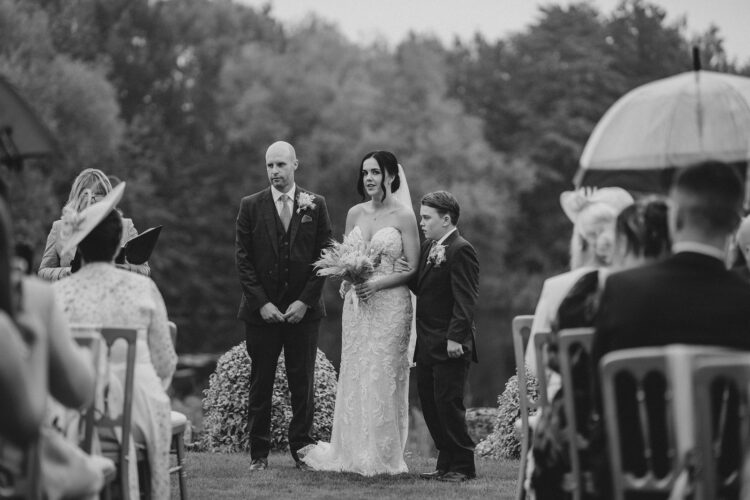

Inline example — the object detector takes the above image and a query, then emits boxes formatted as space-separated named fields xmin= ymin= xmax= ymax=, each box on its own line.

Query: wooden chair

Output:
xmin=558 ymin=327 xmax=595 ymax=500
xmin=85 ymin=327 xmax=138 ymax=500
xmin=168 ymin=321 xmax=188 ymax=500
xmin=512 ymin=315 xmax=553 ymax=500
xmin=72 ymin=334 xmax=102 ymax=454
xmin=691 ymin=356 xmax=750 ymax=500
xmin=600 ymin=347 xmax=679 ymax=500
xmin=532 ymin=331 xmax=553 ymax=407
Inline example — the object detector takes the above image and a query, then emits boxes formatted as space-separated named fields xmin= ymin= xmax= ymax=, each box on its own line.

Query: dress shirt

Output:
xmin=435 ymin=227 xmax=458 ymax=246
xmin=271 ymin=184 xmax=296 ymax=217
xmin=672 ymin=241 xmax=726 ymax=262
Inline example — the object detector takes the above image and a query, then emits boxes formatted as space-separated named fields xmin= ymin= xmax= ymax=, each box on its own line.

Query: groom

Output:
xmin=412 ymin=191 xmax=479 ymax=482
xmin=235 ymin=140 xmax=332 ymax=471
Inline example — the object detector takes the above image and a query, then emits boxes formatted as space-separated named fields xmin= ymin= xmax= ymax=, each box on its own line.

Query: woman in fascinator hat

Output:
xmin=51 ymin=182 xmax=177 ymax=499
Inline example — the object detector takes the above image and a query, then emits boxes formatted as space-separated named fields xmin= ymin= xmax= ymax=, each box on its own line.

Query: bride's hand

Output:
xmin=339 ymin=280 xmax=352 ymax=299
xmin=354 ymin=281 xmax=379 ymax=301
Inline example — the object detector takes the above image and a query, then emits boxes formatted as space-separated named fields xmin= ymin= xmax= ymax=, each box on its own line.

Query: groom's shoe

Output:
xmin=295 ymin=460 xmax=314 ymax=471
xmin=419 ymin=470 xmax=446 ymax=480
xmin=437 ymin=471 xmax=475 ymax=483
xmin=249 ymin=458 xmax=268 ymax=471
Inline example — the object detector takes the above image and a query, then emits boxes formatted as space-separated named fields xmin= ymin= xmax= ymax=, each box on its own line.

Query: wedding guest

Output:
xmin=53 ymin=183 xmax=176 ymax=499
xmin=38 ymin=168 xmax=149 ymax=280
xmin=530 ymin=197 xmax=671 ymax=500
xmin=593 ymin=162 xmax=750 ymax=360
xmin=592 ymin=163 xmax=750 ymax=500
xmin=0 ymin=199 xmax=48 ymax=444
xmin=525 ymin=187 xmax=633 ymax=380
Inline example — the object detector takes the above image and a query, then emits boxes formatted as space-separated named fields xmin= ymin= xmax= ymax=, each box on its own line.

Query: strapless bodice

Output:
xmin=349 ymin=226 xmax=403 ymax=277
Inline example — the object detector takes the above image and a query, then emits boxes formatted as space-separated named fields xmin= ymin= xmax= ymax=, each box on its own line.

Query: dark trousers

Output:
xmin=244 ymin=320 xmax=319 ymax=460
xmin=416 ymin=358 xmax=475 ymax=475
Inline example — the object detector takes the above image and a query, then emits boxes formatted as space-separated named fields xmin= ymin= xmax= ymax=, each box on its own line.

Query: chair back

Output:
xmin=533 ymin=331 xmax=553 ymax=407
xmin=600 ymin=347 xmax=679 ymax=500
xmin=71 ymin=325 xmax=137 ymax=500
xmin=692 ymin=356 xmax=750 ymax=500
xmin=558 ymin=327 xmax=595 ymax=500
xmin=511 ymin=315 xmax=533 ymax=500
xmin=71 ymin=335 xmax=102 ymax=453
xmin=168 ymin=321 xmax=177 ymax=348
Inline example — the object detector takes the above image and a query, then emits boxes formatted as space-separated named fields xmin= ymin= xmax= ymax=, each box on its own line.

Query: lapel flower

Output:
xmin=296 ymin=192 xmax=317 ymax=214
xmin=428 ymin=243 xmax=447 ymax=267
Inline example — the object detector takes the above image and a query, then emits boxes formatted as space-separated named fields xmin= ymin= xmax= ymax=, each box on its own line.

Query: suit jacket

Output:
xmin=235 ymin=186 xmax=332 ymax=325
xmin=411 ymin=230 xmax=479 ymax=364
xmin=593 ymin=251 xmax=750 ymax=366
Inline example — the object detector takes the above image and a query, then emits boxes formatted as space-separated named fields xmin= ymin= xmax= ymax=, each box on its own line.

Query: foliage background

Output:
xmin=2 ymin=0 xmax=748 ymax=406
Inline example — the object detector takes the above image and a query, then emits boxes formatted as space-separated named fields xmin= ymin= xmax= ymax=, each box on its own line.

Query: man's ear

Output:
xmin=442 ymin=214 xmax=451 ymax=226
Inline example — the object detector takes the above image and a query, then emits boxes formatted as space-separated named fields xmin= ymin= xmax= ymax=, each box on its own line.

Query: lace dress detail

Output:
xmin=52 ymin=263 xmax=176 ymax=499
xmin=300 ymin=226 xmax=412 ymax=475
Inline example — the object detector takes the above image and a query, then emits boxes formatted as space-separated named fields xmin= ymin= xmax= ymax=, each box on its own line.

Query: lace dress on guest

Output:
xmin=300 ymin=226 xmax=412 ymax=475
xmin=52 ymin=263 xmax=177 ymax=499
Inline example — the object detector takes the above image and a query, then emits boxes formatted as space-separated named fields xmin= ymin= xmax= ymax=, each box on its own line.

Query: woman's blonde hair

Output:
xmin=569 ymin=202 xmax=618 ymax=269
xmin=63 ymin=168 xmax=112 ymax=214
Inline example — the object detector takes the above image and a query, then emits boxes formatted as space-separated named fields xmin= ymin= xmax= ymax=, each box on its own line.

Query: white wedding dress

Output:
xmin=300 ymin=226 xmax=412 ymax=475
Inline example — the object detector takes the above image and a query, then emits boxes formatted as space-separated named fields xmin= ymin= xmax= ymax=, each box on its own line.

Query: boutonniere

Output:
xmin=296 ymin=192 xmax=317 ymax=214
xmin=428 ymin=243 xmax=447 ymax=267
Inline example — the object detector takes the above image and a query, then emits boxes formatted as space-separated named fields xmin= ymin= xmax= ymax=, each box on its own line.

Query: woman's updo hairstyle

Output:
xmin=357 ymin=151 xmax=401 ymax=201
xmin=615 ymin=196 xmax=670 ymax=260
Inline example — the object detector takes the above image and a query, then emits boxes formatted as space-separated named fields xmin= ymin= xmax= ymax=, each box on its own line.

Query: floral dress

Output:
xmin=53 ymin=263 xmax=176 ymax=499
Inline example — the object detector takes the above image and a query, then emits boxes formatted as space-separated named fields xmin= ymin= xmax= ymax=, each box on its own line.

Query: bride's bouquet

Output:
xmin=314 ymin=233 xmax=381 ymax=285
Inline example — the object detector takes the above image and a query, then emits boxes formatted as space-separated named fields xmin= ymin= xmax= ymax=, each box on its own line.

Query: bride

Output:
xmin=300 ymin=150 xmax=420 ymax=475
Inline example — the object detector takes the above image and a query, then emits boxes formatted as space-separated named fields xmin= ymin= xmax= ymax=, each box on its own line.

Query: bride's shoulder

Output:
xmin=347 ymin=202 xmax=369 ymax=217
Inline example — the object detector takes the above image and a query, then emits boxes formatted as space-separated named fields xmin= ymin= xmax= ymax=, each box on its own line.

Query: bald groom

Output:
xmin=235 ymin=141 xmax=332 ymax=471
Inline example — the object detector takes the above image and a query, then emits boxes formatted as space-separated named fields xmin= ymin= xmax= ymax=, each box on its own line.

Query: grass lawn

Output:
xmin=179 ymin=451 xmax=518 ymax=499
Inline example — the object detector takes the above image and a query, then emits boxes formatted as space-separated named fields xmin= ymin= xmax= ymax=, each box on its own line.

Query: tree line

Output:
xmin=1 ymin=0 xmax=747 ymax=404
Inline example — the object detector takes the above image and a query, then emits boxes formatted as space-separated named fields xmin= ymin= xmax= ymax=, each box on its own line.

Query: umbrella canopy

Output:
xmin=575 ymin=70 xmax=750 ymax=192
xmin=0 ymin=75 xmax=59 ymax=170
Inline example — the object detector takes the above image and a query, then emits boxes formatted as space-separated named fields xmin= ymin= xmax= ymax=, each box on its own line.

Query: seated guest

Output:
xmin=593 ymin=162 xmax=750 ymax=359
xmin=592 ymin=162 xmax=750 ymax=500
xmin=530 ymin=197 xmax=671 ymax=500
xmin=526 ymin=187 xmax=633 ymax=380
xmin=39 ymin=168 xmax=150 ymax=281
xmin=53 ymin=183 xmax=177 ymax=499
xmin=0 ymin=200 xmax=47 ymax=444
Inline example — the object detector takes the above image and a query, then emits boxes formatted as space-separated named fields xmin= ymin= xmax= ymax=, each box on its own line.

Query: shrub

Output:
xmin=476 ymin=370 xmax=539 ymax=459
xmin=465 ymin=407 xmax=498 ymax=443
xmin=200 ymin=342 xmax=337 ymax=452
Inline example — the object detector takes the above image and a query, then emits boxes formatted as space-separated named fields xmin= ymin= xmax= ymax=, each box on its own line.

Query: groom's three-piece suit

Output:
xmin=411 ymin=229 xmax=480 ymax=477
xmin=236 ymin=185 xmax=332 ymax=460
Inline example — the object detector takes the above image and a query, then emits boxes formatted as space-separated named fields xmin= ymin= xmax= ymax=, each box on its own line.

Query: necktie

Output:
xmin=279 ymin=194 xmax=292 ymax=231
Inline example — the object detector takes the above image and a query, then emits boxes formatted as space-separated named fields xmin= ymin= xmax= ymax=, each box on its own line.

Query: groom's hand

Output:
xmin=260 ymin=303 xmax=285 ymax=323
xmin=393 ymin=258 xmax=411 ymax=273
xmin=446 ymin=339 xmax=464 ymax=359
xmin=283 ymin=300 xmax=308 ymax=324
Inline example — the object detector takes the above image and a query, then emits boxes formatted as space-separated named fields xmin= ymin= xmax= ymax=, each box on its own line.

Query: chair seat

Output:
xmin=171 ymin=411 xmax=187 ymax=434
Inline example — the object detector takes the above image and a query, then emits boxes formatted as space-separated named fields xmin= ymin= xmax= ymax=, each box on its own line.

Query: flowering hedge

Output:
xmin=475 ymin=371 xmax=539 ymax=459
xmin=201 ymin=342 xmax=337 ymax=452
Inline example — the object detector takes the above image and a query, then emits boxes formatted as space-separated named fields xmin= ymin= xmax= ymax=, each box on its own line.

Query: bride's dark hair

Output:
xmin=357 ymin=151 xmax=401 ymax=201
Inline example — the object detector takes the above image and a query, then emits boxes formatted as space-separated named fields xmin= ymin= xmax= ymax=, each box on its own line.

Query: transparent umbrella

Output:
xmin=0 ymin=75 xmax=59 ymax=170
xmin=575 ymin=62 xmax=750 ymax=192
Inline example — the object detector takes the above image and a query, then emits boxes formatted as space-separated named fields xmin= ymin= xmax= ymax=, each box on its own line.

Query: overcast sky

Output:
xmin=239 ymin=0 xmax=750 ymax=64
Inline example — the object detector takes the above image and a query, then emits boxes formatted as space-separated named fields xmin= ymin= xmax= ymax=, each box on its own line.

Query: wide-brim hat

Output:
xmin=60 ymin=182 xmax=126 ymax=255
xmin=559 ymin=186 xmax=633 ymax=224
